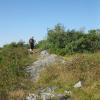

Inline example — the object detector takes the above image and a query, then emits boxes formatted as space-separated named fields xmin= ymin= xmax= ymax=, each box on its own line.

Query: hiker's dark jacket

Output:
xmin=29 ymin=38 xmax=34 ymax=49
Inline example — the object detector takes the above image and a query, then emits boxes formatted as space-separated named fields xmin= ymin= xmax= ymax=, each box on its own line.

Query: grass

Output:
xmin=0 ymin=43 xmax=100 ymax=99
xmin=8 ymin=89 xmax=26 ymax=100
xmin=0 ymin=45 xmax=39 ymax=99
xmin=34 ymin=51 xmax=100 ymax=100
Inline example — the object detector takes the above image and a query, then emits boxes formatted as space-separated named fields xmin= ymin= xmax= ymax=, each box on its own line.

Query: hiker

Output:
xmin=29 ymin=37 xmax=35 ymax=51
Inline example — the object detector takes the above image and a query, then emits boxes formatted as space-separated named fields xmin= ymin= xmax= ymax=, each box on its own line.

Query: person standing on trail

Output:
xmin=29 ymin=37 xmax=35 ymax=51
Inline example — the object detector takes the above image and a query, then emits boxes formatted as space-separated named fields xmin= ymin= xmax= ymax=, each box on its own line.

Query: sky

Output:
xmin=0 ymin=0 xmax=100 ymax=47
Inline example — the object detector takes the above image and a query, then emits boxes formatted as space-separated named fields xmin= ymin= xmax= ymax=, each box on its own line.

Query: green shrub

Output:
xmin=37 ymin=24 xmax=100 ymax=55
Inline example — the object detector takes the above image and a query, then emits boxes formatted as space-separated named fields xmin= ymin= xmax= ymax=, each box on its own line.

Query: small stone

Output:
xmin=57 ymin=94 xmax=71 ymax=100
xmin=64 ymin=90 xmax=72 ymax=94
xmin=74 ymin=81 xmax=82 ymax=88
xmin=26 ymin=93 xmax=37 ymax=100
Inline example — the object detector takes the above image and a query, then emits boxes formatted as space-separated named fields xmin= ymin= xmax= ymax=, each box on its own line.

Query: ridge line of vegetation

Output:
xmin=37 ymin=24 xmax=100 ymax=55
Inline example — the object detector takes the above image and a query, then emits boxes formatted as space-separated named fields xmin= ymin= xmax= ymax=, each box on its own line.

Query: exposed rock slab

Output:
xmin=26 ymin=50 xmax=65 ymax=81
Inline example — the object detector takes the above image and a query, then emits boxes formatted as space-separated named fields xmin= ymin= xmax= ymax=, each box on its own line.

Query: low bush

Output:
xmin=37 ymin=24 xmax=100 ymax=55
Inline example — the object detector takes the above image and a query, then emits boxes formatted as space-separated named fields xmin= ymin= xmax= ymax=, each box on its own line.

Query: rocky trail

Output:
xmin=26 ymin=50 xmax=82 ymax=100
